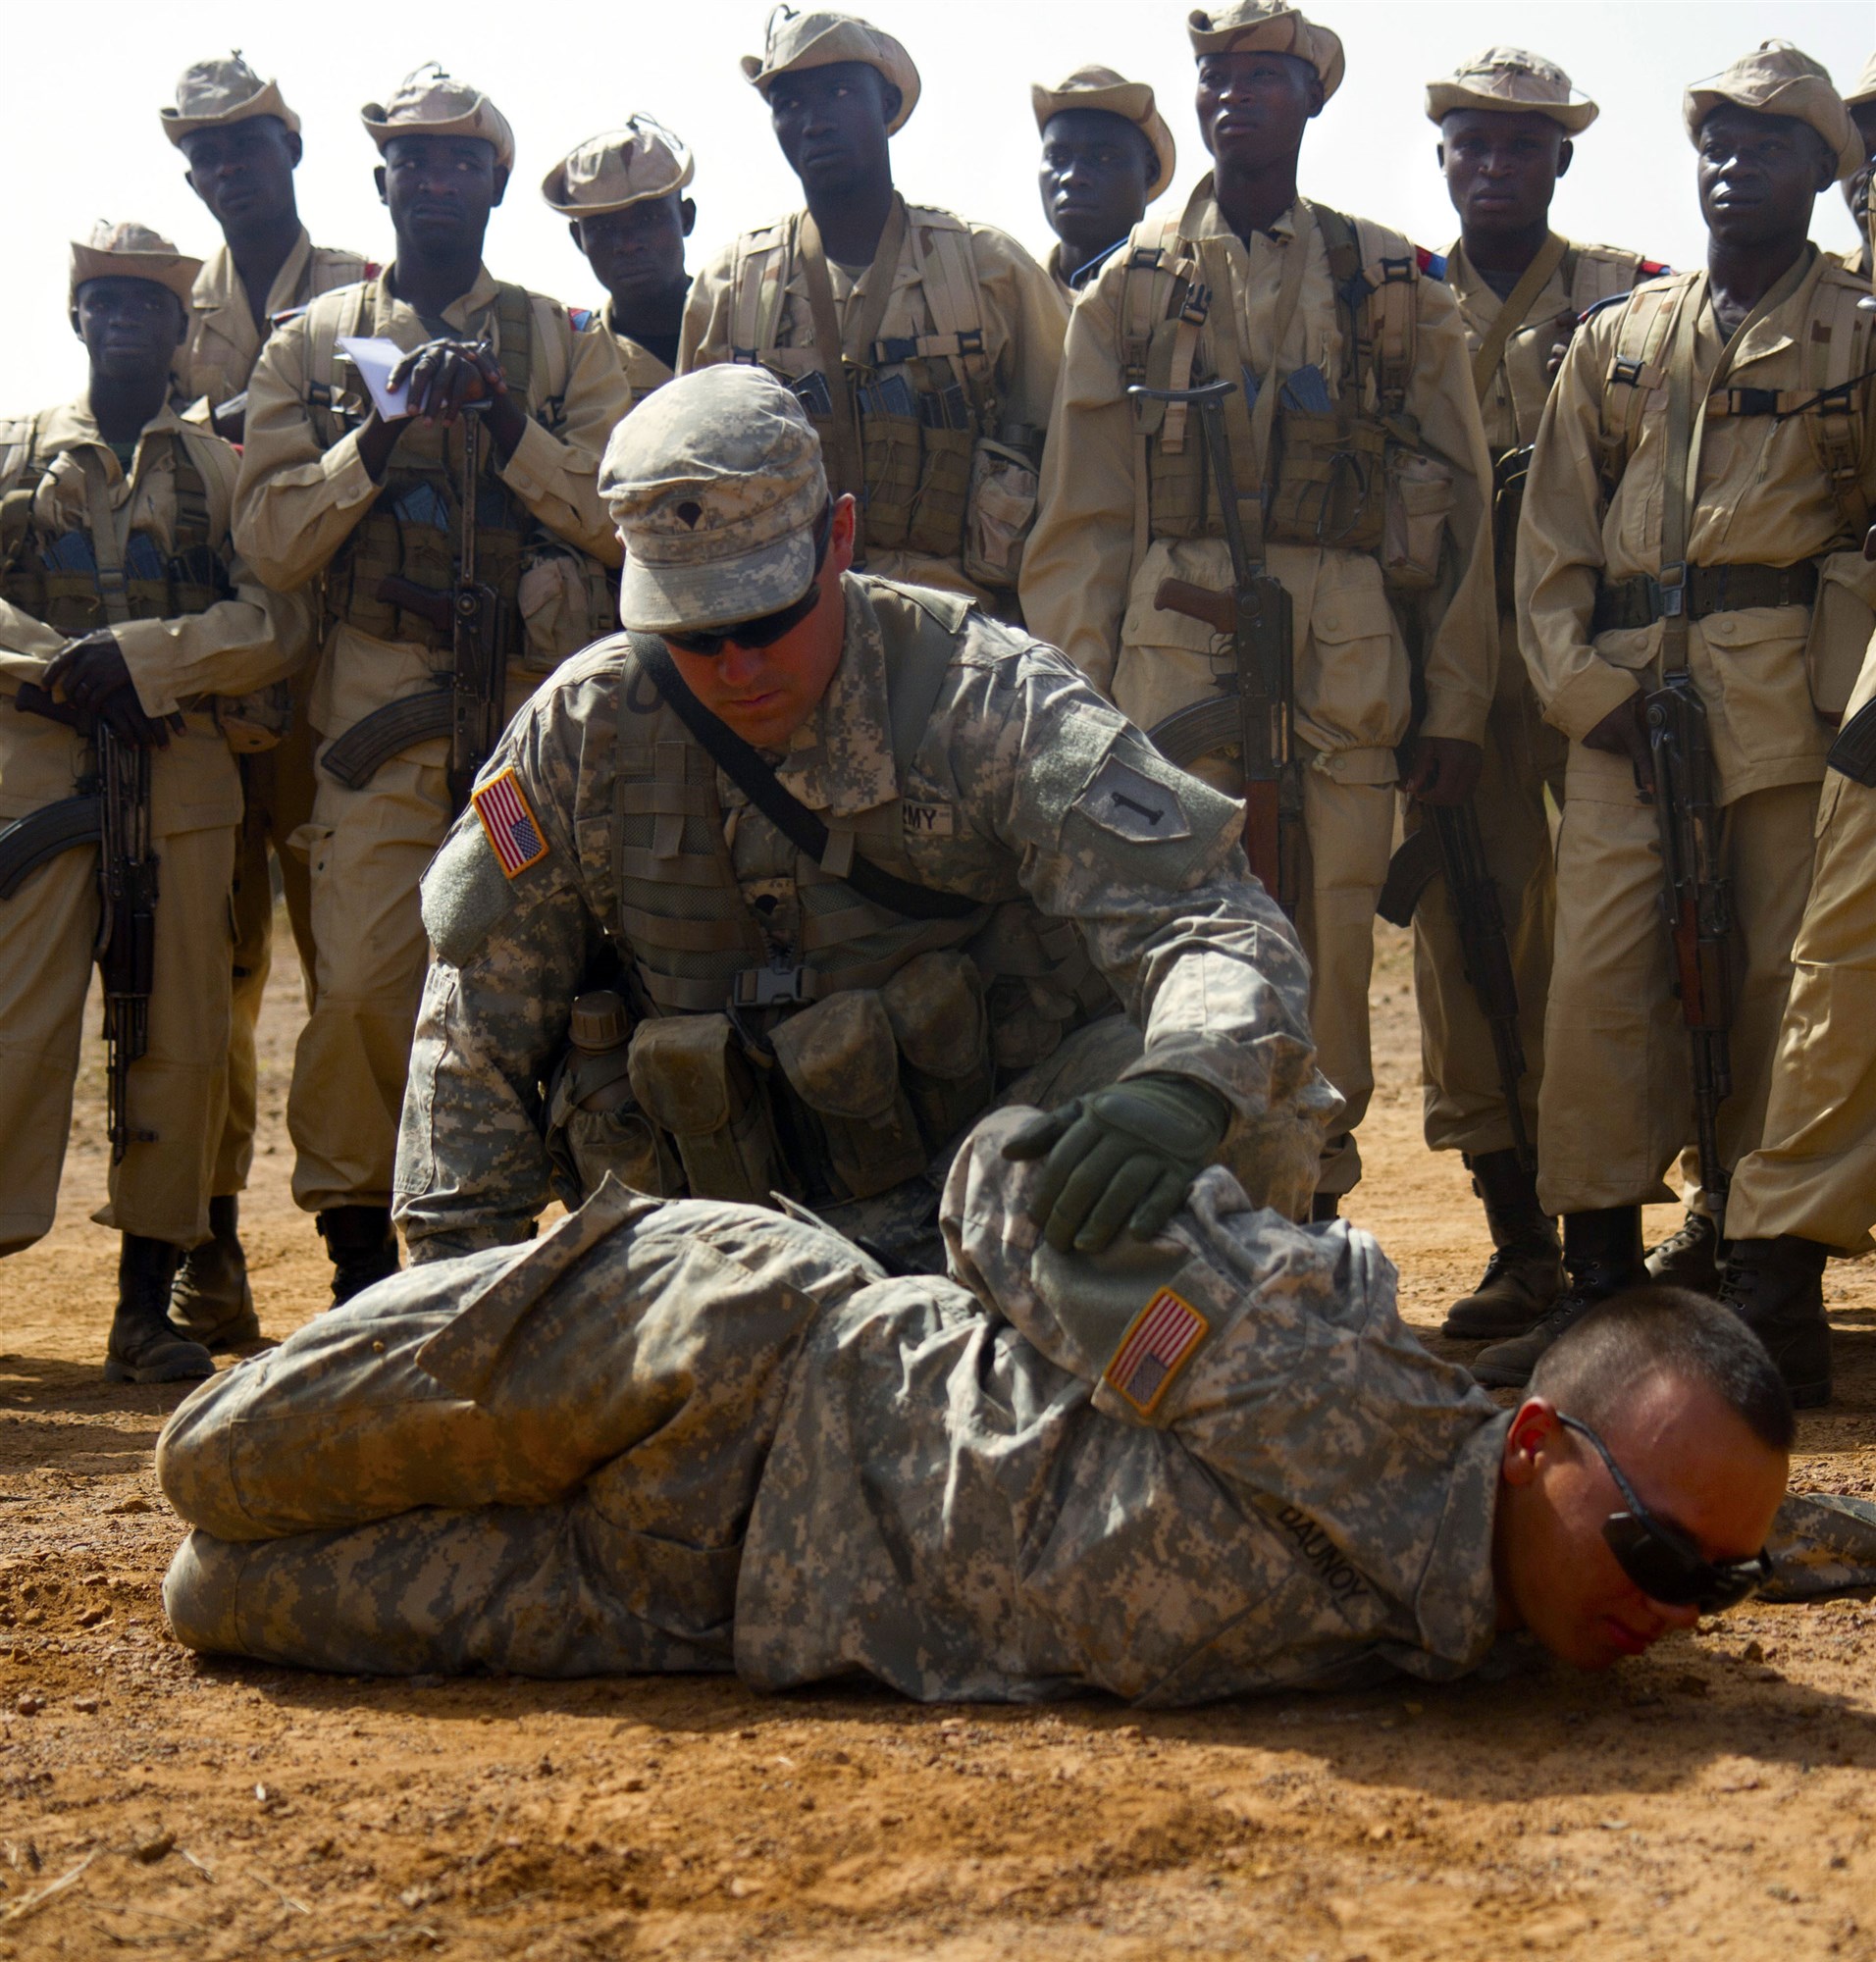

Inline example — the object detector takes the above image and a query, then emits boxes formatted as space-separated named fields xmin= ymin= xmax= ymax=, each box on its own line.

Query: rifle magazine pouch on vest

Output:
xmin=626 ymin=1013 xmax=782 ymax=1206
xmin=881 ymin=949 xmax=994 ymax=1152
xmin=908 ymin=422 xmax=973 ymax=560
xmin=1266 ymin=412 xmax=1385 ymax=553
xmin=963 ymin=439 xmax=1040 ymax=591
xmin=770 ymin=987 xmax=927 ymax=1201
xmin=215 ymin=680 xmax=292 ymax=753
xmin=545 ymin=1047 xmax=681 ymax=1206
xmin=1805 ymin=551 xmax=1876 ymax=718
xmin=860 ymin=407 xmax=922 ymax=551
xmin=1381 ymin=445 xmax=1453 ymax=594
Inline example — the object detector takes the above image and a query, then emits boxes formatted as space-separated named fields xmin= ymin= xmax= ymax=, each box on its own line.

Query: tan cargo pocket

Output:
xmin=1381 ymin=445 xmax=1454 ymax=594
xmin=962 ymin=439 xmax=1040 ymax=592
xmin=1268 ymin=412 xmax=1384 ymax=552
xmin=770 ymin=988 xmax=927 ymax=1201
xmin=627 ymin=1014 xmax=781 ymax=1207
xmin=518 ymin=550 xmax=604 ymax=672
xmin=215 ymin=681 xmax=291 ymax=754
xmin=907 ymin=424 xmax=973 ymax=561
xmin=882 ymin=950 xmax=995 ymax=1152
xmin=861 ymin=410 xmax=923 ymax=550
xmin=1806 ymin=553 xmax=1876 ymax=718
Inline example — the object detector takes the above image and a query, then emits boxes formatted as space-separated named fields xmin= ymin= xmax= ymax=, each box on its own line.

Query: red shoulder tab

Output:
xmin=270 ymin=303 xmax=309 ymax=331
xmin=568 ymin=306 xmax=599 ymax=334
xmin=1416 ymin=245 xmax=1448 ymax=282
xmin=1638 ymin=260 xmax=1670 ymax=278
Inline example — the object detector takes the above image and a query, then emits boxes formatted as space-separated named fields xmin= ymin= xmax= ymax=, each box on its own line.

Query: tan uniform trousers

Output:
xmin=0 ymin=822 xmax=234 ymax=1253
xmin=1537 ymin=743 xmax=1818 ymax=1216
xmin=1727 ymin=760 xmax=1876 ymax=1253
xmin=217 ymin=680 xmax=319 ymax=1197
xmin=1412 ymin=645 xmax=1565 ymax=1158
xmin=288 ymin=743 xmax=452 ymax=1216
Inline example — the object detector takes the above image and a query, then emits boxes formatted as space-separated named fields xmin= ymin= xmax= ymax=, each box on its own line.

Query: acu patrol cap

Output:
xmin=741 ymin=8 xmax=921 ymax=135
xmin=542 ymin=116 xmax=694 ymax=217
xmin=1685 ymin=41 xmax=1862 ymax=181
xmin=1425 ymin=47 xmax=1598 ymax=134
xmin=1032 ymin=66 xmax=1178 ymax=202
xmin=161 ymin=52 xmax=300 ymax=145
xmin=1187 ymin=2 xmax=1345 ymax=103
xmin=69 ymin=222 xmax=202 ymax=310
xmin=362 ymin=63 xmax=516 ymax=174
xmin=601 ymin=365 xmax=830 ymax=635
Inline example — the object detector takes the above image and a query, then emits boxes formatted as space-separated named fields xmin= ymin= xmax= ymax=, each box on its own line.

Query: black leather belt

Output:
xmin=1592 ymin=560 xmax=1819 ymax=634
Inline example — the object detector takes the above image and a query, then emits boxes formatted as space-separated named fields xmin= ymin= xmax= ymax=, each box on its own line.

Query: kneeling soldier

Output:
xmin=0 ymin=224 xmax=309 ymax=1378
xmin=392 ymin=365 xmax=1335 ymax=1272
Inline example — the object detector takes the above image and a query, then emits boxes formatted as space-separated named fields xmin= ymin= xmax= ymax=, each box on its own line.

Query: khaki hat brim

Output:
xmin=1684 ymin=84 xmax=1863 ymax=181
xmin=740 ymin=27 xmax=921 ymax=135
xmin=1031 ymin=82 xmax=1177 ymax=200
xmin=161 ymin=76 xmax=301 ymax=145
xmin=1424 ymin=79 xmax=1598 ymax=133
xmin=617 ymin=523 xmax=820 ymax=636
xmin=69 ymin=247 xmax=202 ymax=305
xmin=1187 ymin=13 xmax=1345 ymax=102
xmin=542 ymin=152 xmax=696 ymax=218
xmin=362 ymin=102 xmax=516 ymax=174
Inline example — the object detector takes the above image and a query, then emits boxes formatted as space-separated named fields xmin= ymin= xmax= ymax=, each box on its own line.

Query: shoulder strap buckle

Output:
xmin=1652 ymin=563 xmax=1688 ymax=619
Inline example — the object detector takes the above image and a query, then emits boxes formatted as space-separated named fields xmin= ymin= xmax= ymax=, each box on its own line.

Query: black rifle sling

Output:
xmin=630 ymin=634 xmax=980 ymax=923
xmin=1827 ymin=694 xmax=1876 ymax=788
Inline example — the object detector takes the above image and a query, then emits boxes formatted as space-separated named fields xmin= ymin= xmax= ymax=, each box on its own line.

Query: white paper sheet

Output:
xmin=337 ymin=336 xmax=414 ymax=422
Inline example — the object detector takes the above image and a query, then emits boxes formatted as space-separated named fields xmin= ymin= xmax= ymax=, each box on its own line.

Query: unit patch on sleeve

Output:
xmin=1104 ymin=1286 xmax=1210 ymax=1416
xmin=471 ymin=767 xmax=550 ymax=878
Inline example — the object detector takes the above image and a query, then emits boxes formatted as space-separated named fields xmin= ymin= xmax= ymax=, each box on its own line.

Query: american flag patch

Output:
xmin=1104 ymin=1286 xmax=1209 ymax=1416
xmin=471 ymin=768 xmax=549 ymax=878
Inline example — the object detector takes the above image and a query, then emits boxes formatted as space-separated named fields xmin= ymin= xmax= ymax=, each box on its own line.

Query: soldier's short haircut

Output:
xmin=1529 ymin=1285 xmax=1796 ymax=1455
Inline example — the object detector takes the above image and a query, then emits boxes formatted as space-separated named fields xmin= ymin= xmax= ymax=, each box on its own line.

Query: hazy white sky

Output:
xmin=12 ymin=1 xmax=1870 ymax=406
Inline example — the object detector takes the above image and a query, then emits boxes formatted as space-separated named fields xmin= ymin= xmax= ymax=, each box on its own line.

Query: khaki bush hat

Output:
xmin=602 ymin=366 xmax=830 ymax=635
xmin=741 ymin=9 xmax=921 ymax=135
xmin=1187 ymin=2 xmax=1344 ymax=103
xmin=362 ymin=63 xmax=516 ymax=174
xmin=1845 ymin=53 xmax=1876 ymax=113
xmin=161 ymin=52 xmax=300 ymax=146
xmin=1425 ymin=47 xmax=1598 ymax=134
xmin=542 ymin=117 xmax=695 ymax=218
xmin=69 ymin=222 xmax=202 ymax=309
xmin=1032 ymin=66 xmax=1177 ymax=201
xmin=1685 ymin=41 xmax=1861 ymax=181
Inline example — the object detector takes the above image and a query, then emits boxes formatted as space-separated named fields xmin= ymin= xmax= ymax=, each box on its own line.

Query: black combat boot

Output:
xmin=1645 ymin=1207 xmax=1723 ymax=1294
xmin=1471 ymin=1206 xmax=1644 ymax=1389
xmin=1442 ymin=1149 xmax=1564 ymax=1339
xmin=316 ymin=1206 xmax=400 ymax=1307
xmin=103 ymin=1235 xmax=215 ymax=1384
xmin=170 ymin=1194 xmax=261 ymax=1350
xmin=1720 ymin=1236 xmax=1832 ymax=1409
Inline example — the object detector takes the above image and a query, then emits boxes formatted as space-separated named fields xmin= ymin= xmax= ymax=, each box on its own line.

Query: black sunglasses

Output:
xmin=664 ymin=503 xmax=834 ymax=657
xmin=1557 ymin=1414 xmax=1773 ymax=1614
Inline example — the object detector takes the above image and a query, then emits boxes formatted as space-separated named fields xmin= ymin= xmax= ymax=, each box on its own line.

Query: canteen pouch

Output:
xmin=1805 ymin=551 xmax=1876 ymax=718
xmin=881 ymin=949 xmax=995 ymax=1152
xmin=214 ymin=680 xmax=291 ymax=753
xmin=627 ymin=1013 xmax=782 ymax=1207
xmin=963 ymin=438 xmax=1041 ymax=591
xmin=770 ymin=987 xmax=927 ymax=1201
xmin=517 ymin=549 xmax=609 ymax=673
xmin=860 ymin=407 xmax=922 ymax=551
xmin=1382 ymin=445 xmax=1454 ymax=594
xmin=907 ymin=423 xmax=974 ymax=560
xmin=545 ymin=1045 xmax=681 ymax=1205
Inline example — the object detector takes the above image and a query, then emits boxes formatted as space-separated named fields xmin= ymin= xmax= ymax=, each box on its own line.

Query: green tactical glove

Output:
xmin=1001 ymin=1072 xmax=1231 ymax=1255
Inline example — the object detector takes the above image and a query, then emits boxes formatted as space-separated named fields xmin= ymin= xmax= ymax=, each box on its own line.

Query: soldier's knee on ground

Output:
xmin=155 ymin=1370 xmax=256 ymax=1541
xmin=161 ymin=1531 xmax=245 ymax=1655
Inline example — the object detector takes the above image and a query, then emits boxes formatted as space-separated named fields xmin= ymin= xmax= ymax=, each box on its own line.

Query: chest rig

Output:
xmin=728 ymin=203 xmax=999 ymax=566
xmin=602 ymin=582 xmax=1111 ymax=1211
xmin=0 ymin=418 xmax=228 ymax=636
xmin=1120 ymin=196 xmax=1421 ymax=556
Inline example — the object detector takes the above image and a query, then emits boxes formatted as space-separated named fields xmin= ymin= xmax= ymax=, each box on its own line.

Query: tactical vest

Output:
xmin=1120 ymin=199 xmax=1422 ymax=556
xmin=727 ymin=208 xmax=999 ymax=564
xmin=0 ymin=417 xmax=228 ymax=636
xmin=300 ymin=283 xmax=584 ymax=654
xmin=1592 ymin=259 xmax=1874 ymax=543
xmin=605 ymin=582 xmax=1112 ymax=1208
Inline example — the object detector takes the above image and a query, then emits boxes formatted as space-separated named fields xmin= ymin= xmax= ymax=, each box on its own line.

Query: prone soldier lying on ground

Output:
xmin=391 ymin=363 xmax=1336 ymax=1274
xmin=157 ymin=1110 xmax=1876 ymax=1693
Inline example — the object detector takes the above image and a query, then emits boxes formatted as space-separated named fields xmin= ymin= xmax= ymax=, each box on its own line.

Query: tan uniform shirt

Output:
xmin=0 ymin=399 xmax=310 ymax=834
xmin=176 ymin=229 xmax=373 ymax=411
xmin=1519 ymin=248 xmax=1876 ymax=801
xmin=1021 ymin=189 xmax=1496 ymax=758
xmin=234 ymin=266 xmax=629 ymax=742
xmin=680 ymin=204 xmax=1067 ymax=594
xmin=599 ymin=300 xmax=676 ymax=402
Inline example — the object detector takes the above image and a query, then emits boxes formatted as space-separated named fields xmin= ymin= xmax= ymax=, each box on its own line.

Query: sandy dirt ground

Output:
xmin=2 ymin=919 xmax=1872 ymax=1961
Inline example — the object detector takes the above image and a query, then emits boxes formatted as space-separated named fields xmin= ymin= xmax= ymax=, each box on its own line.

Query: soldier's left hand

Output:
xmin=1401 ymin=736 xmax=1483 ymax=806
xmin=1002 ymin=1073 xmax=1230 ymax=1254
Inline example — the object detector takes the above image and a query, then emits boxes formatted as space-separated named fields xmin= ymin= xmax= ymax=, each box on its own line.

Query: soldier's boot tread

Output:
xmin=1471 ymin=1206 xmax=1643 ymax=1389
xmin=1644 ymin=1208 xmax=1722 ymax=1295
xmin=104 ymin=1235 xmax=215 ymax=1385
xmin=170 ymin=1194 xmax=261 ymax=1351
xmin=1720 ymin=1236 xmax=1832 ymax=1409
xmin=1444 ymin=1150 xmax=1561 ymax=1339
xmin=318 ymin=1206 xmax=400 ymax=1308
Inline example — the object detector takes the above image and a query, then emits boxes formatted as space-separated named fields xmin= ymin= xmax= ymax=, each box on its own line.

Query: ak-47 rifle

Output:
xmin=1125 ymin=377 xmax=1301 ymax=912
xmin=1646 ymin=669 xmax=1733 ymax=1232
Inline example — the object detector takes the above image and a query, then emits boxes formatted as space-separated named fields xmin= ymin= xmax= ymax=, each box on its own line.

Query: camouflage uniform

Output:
xmin=160 ymin=1114 xmax=1508 ymax=1698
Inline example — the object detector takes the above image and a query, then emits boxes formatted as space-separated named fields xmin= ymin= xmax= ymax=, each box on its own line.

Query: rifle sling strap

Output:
xmin=1468 ymin=232 xmax=1569 ymax=404
xmin=1827 ymin=694 xmax=1876 ymax=788
xmin=630 ymin=633 xmax=980 ymax=923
